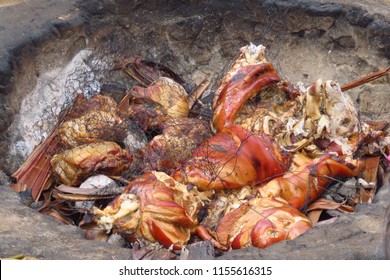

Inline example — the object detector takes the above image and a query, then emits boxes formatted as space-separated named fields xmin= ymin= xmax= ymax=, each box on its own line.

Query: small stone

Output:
xmin=346 ymin=7 xmax=374 ymax=27
xmin=79 ymin=174 xmax=118 ymax=189
xmin=75 ymin=175 xmax=118 ymax=209
xmin=123 ymin=123 xmax=148 ymax=153
xmin=306 ymin=3 xmax=342 ymax=17
xmin=184 ymin=241 xmax=215 ymax=260
xmin=107 ymin=233 xmax=127 ymax=247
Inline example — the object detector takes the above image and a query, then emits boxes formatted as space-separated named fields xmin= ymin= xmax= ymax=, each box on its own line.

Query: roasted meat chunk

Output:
xmin=58 ymin=110 xmax=126 ymax=147
xmin=141 ymin=118 xmax=212 ymax=173
xmin=215 ymin=197 xmax=312 ymax=249
xmin=51 ymin=141 xmax=132 ymax=186
xmin=94 ymin=171 xmax=201 ymax=249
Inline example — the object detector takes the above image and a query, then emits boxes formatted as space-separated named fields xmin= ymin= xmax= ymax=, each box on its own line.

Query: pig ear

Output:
xmin=250 ymin=207 xmax=312 ymax=249
xmin=212 ymin=63 xmax=280 ymax=133
xmin=250 ymin=218 xmax=287 ymax=249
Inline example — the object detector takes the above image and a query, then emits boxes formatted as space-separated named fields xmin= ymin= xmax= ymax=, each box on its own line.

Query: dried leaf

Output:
xmin=364 ymin=121 xmax=389 ymax=132
xmin=307 ymin=197 xmax=355 ymax=224
xmin=187 ymin=77 xmax=211 ymax=109
xmin=0 ymin=254 xmax=39 ymax=260
xmin=137 ymin=58 xmax=186 ymax=86
xmin=80 ymin=223 xmax=109 ymax=242
xmin=116 ymin=56 xmax=186 ymax=87
xmin=40 ymin=208 xmax=74 ymax=225
xmin=36 ymin=190 xmax=55 ymax=212
xmin=56 ymin=184 xmax=125 ymax=196
xmin=53 ymin=190 xmax=116 ymax=201
xmin=11 ymin=129 xmax=59 ymax=201
xmin=307 ymin=198 xmax=354 ymax=212
xmin=307 ymin=209 xmax=323 ymax=225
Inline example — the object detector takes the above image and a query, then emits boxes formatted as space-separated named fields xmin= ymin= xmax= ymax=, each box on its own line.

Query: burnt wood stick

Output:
xmin=341 ymin=67 xmax=390 ymax=92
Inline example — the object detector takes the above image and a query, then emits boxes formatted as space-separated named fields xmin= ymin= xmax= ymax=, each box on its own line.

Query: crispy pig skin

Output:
xmin=64 ymin=94 xmax=118 ymax=120
xmin=127 ymin=102 xmax=167 ymax=130
xmin=212 ymin=44 xmax=268 ymax=107
xmin=94 ymin=171 xmax=201 ymax=249
xmin=131 ymin=171 xmax=200 ymax=248
xmin=141 ymin=118 xmax=212 ymax=173
xmin=174 ymin=125 xmax=289 ymax=190
xmin=257 ymin=154 xmax=362 ymax=209
xmin=58 ymin=110 xmax=125 ymax=147
xmin=132 ymin=77 xmax=189 ymax=118
xmin=125 ymin=77 xmax=189 ymax=130
xmin=215 ymin=197 xmax=312 ymax=249
xmin=51 ymin=141 xmax=132 ymax=186
xmin=174 ymin=131 xmax=253 ymax=190
xmin=212 ymin=64 xmax=280 ymax=132
xmin=212 ymin=44 xmax=280 ymax=132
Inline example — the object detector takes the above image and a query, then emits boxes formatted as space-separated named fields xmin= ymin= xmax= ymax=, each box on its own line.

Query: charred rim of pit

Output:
xmin=0 ymin=0 xmax=390 ymax=254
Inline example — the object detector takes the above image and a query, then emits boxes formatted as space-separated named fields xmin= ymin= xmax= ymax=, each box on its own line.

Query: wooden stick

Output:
xmin=187 ymin=77 xmax=212 ymax=109
xmin=341 ymin=67 xmax=390 ymax=92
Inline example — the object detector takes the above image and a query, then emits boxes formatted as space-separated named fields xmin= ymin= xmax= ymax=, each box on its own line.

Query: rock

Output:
xmin=123 ymin=122 xmax=148 ymax=153
xmin=359 ymin=85 xmax=390 ymax=120
xmin=75 ymin=175 xmax=119 ymax=209
xmin=107 ymin=233 xmax=127 ymax=247
xmin=346 ymin=6 xmax=374 ymax=27
xmin=5 ymin=49 xmax=98 ymax=174
xmin=183 ymin=241 xmax=215 ymax=260
xmin=131 ymin=243 xmax=177 ymax=260
xmin=79 ymin=174 xmax=118 ymax=190
xmin=323 ymin=177 xmax=357 ymax=203
xmin=306 ymin=2 xmax=343 ymax=17
xmin=0 ymin=183 xmax=132 ymax=259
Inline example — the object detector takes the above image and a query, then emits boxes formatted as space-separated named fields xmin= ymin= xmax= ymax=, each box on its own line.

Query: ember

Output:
xmin=9 ymin=39 xmax=390 ymax=257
